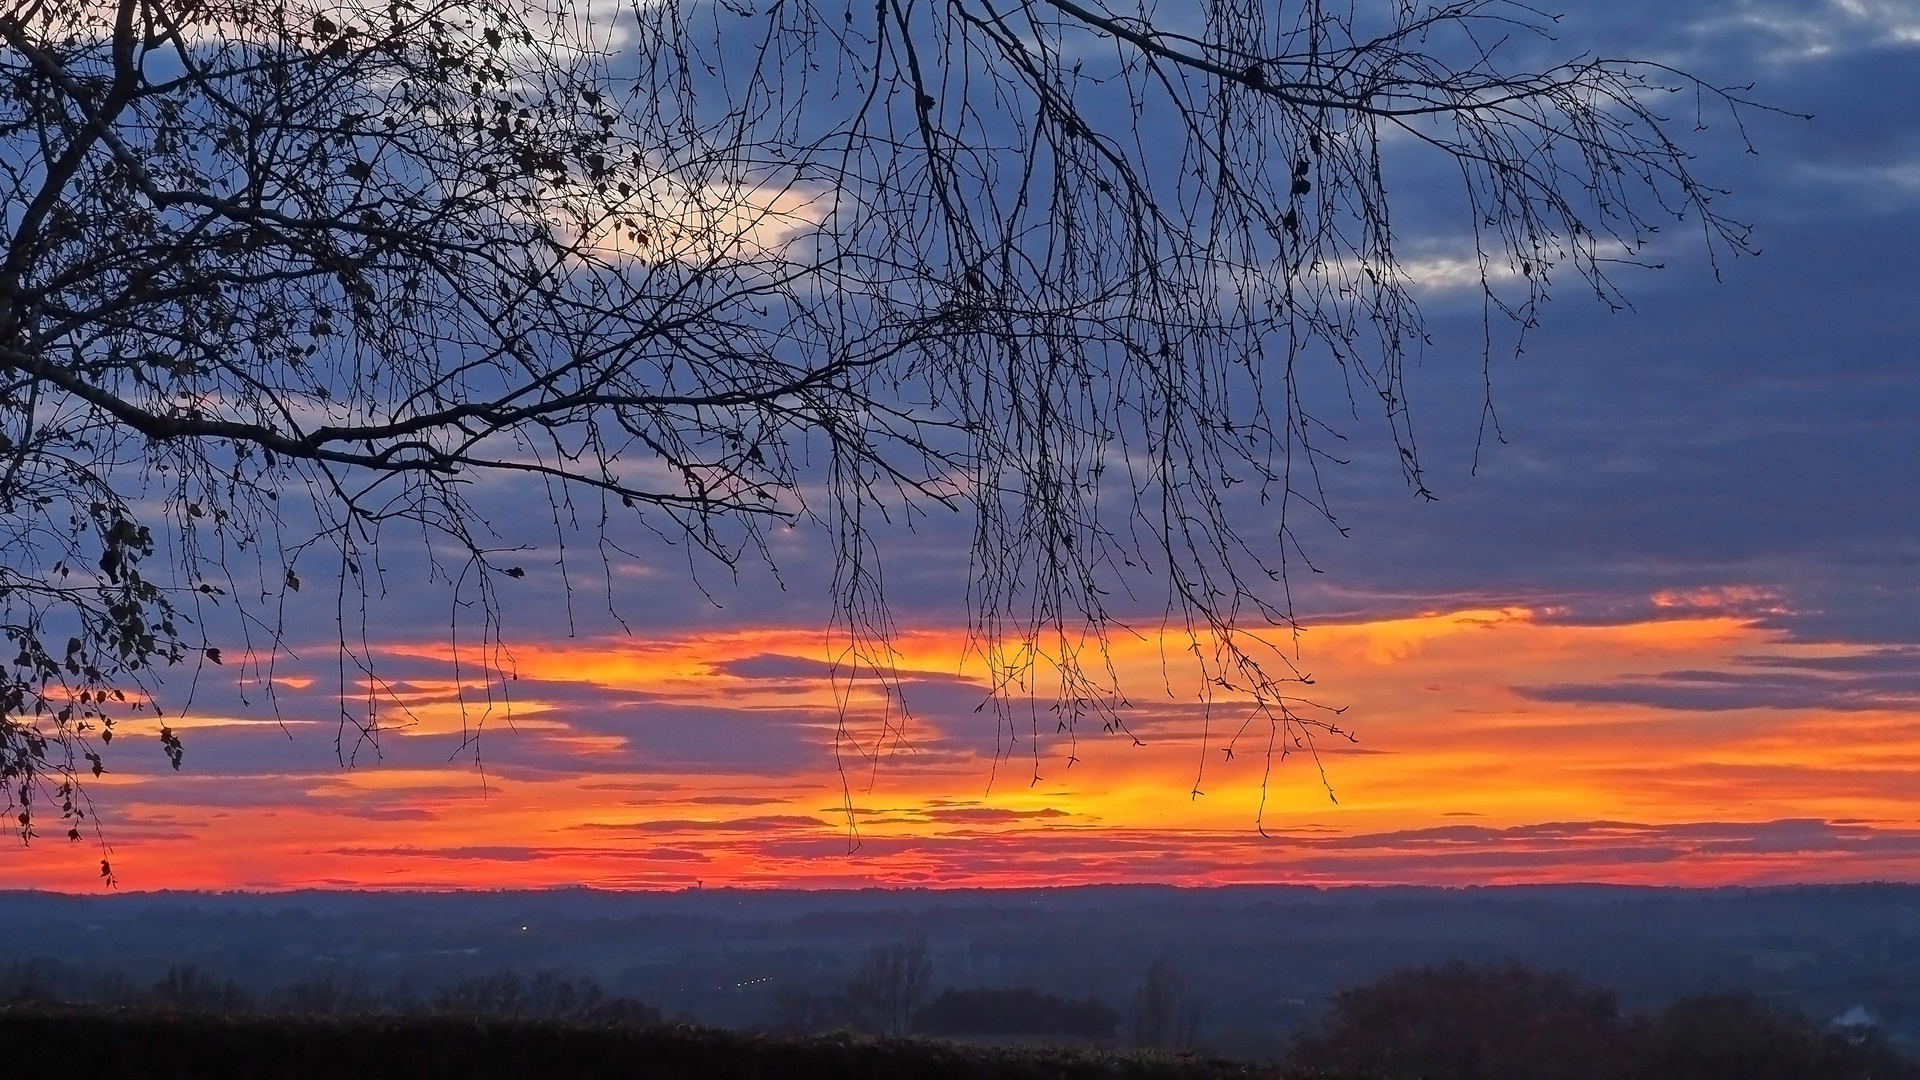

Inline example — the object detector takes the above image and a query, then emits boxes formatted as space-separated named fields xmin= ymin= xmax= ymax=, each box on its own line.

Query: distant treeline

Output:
xmin=2 ymin=947 xmax=1137 ymax=1044
xmin=0 ymin=1012 xmax=1258 ymax=1080
xmin=1 ymin=959 xmax=658 ymax=1023
xmin=914 ymin=987 xmax=1118 ymax=1039
xmin=7 ymin=955 xmax=1919 ymax=1079
xmin=1291 ymin=961 xmax=1920 ymax=1080
xmin=766 ymin=938 xmax=1199 ymax=1048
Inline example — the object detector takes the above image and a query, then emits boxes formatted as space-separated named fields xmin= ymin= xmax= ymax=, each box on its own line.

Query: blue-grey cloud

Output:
xmin=571 ymin=815 xmax=828 ymax=834
xmin=1516 ymin=647 xmax=1920 ymax=712
xmin=921 ymin=807 xmax=1070 ymax=824
xmin=706 ymin=653 xmax=834 ymax=680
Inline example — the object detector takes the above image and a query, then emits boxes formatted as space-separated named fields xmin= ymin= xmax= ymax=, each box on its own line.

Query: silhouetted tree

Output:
xmin=279 ymin=967 xmax=376 ymax=1016
xmin=0 ymin=958 xmax=65 ymax=1004
xmin=1 ymin=0 xmax=1779 ymax=856
xmin=846 ymin=935 xmax=933 ymax=1037
xmin=1133 ymin=959 xmax=1204 ymax=1050
xmin=764 ymin=983 xmax=846 ymax=1037
xmin=146 ymin=964 xmax=252 ymax=1013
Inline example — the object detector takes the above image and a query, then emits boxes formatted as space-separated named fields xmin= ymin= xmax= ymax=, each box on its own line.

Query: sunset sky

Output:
xmin=12 ymin=0 xmax=1920 ymax=893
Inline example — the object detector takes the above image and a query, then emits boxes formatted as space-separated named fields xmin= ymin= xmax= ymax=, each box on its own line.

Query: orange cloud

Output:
xmin=11 ymin=607 xmax=1918 ymax=892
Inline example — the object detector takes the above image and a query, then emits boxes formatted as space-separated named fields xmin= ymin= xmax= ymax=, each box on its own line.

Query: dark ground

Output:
xmin=0 ymin=1009 xmax=1294 ymax=1080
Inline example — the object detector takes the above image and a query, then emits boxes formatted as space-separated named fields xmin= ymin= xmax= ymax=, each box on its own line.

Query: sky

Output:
xmin=10 ymin=0 xmax=1920 ymax=892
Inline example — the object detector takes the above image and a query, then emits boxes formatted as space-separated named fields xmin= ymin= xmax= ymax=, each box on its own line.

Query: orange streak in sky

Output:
xmin=9 ymin=607 xmax=1918 ymax=891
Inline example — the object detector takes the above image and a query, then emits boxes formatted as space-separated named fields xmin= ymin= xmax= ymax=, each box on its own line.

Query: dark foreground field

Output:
xmin=11 ymin=968 xmax=1920 ymax=1080
xmin=0 ymin=1010 xmax=1294 ymax=1080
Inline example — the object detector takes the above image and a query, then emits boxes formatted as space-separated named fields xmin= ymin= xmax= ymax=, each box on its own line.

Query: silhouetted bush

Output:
xmin=1637 ymin=994 xmax=1920 ymax=1080
xmin=147 ymin=965 xmax=253 ymax=1014
xmin=1289 ymin=961 xmax=1637 ymax=1080
xmin=913 ymin=987 xmax=1118 ymax=1039
xmin=764 ymin=984 xmax=851 ymax=1036
xmin=0 ymin=960 xmax=66 ymax=1005
xmin=584 ymin=995 xmax=665 ymax=1025
xmin=432 ymin=970 xmax=630 ymax=1022
xmin=0 ymin=959 xmax=157 ymax=1009
xmin=279 ymin=968 xmax=377 ymax=1016
xmin=1288 ymin=962 xmax=1920 ymax=1080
